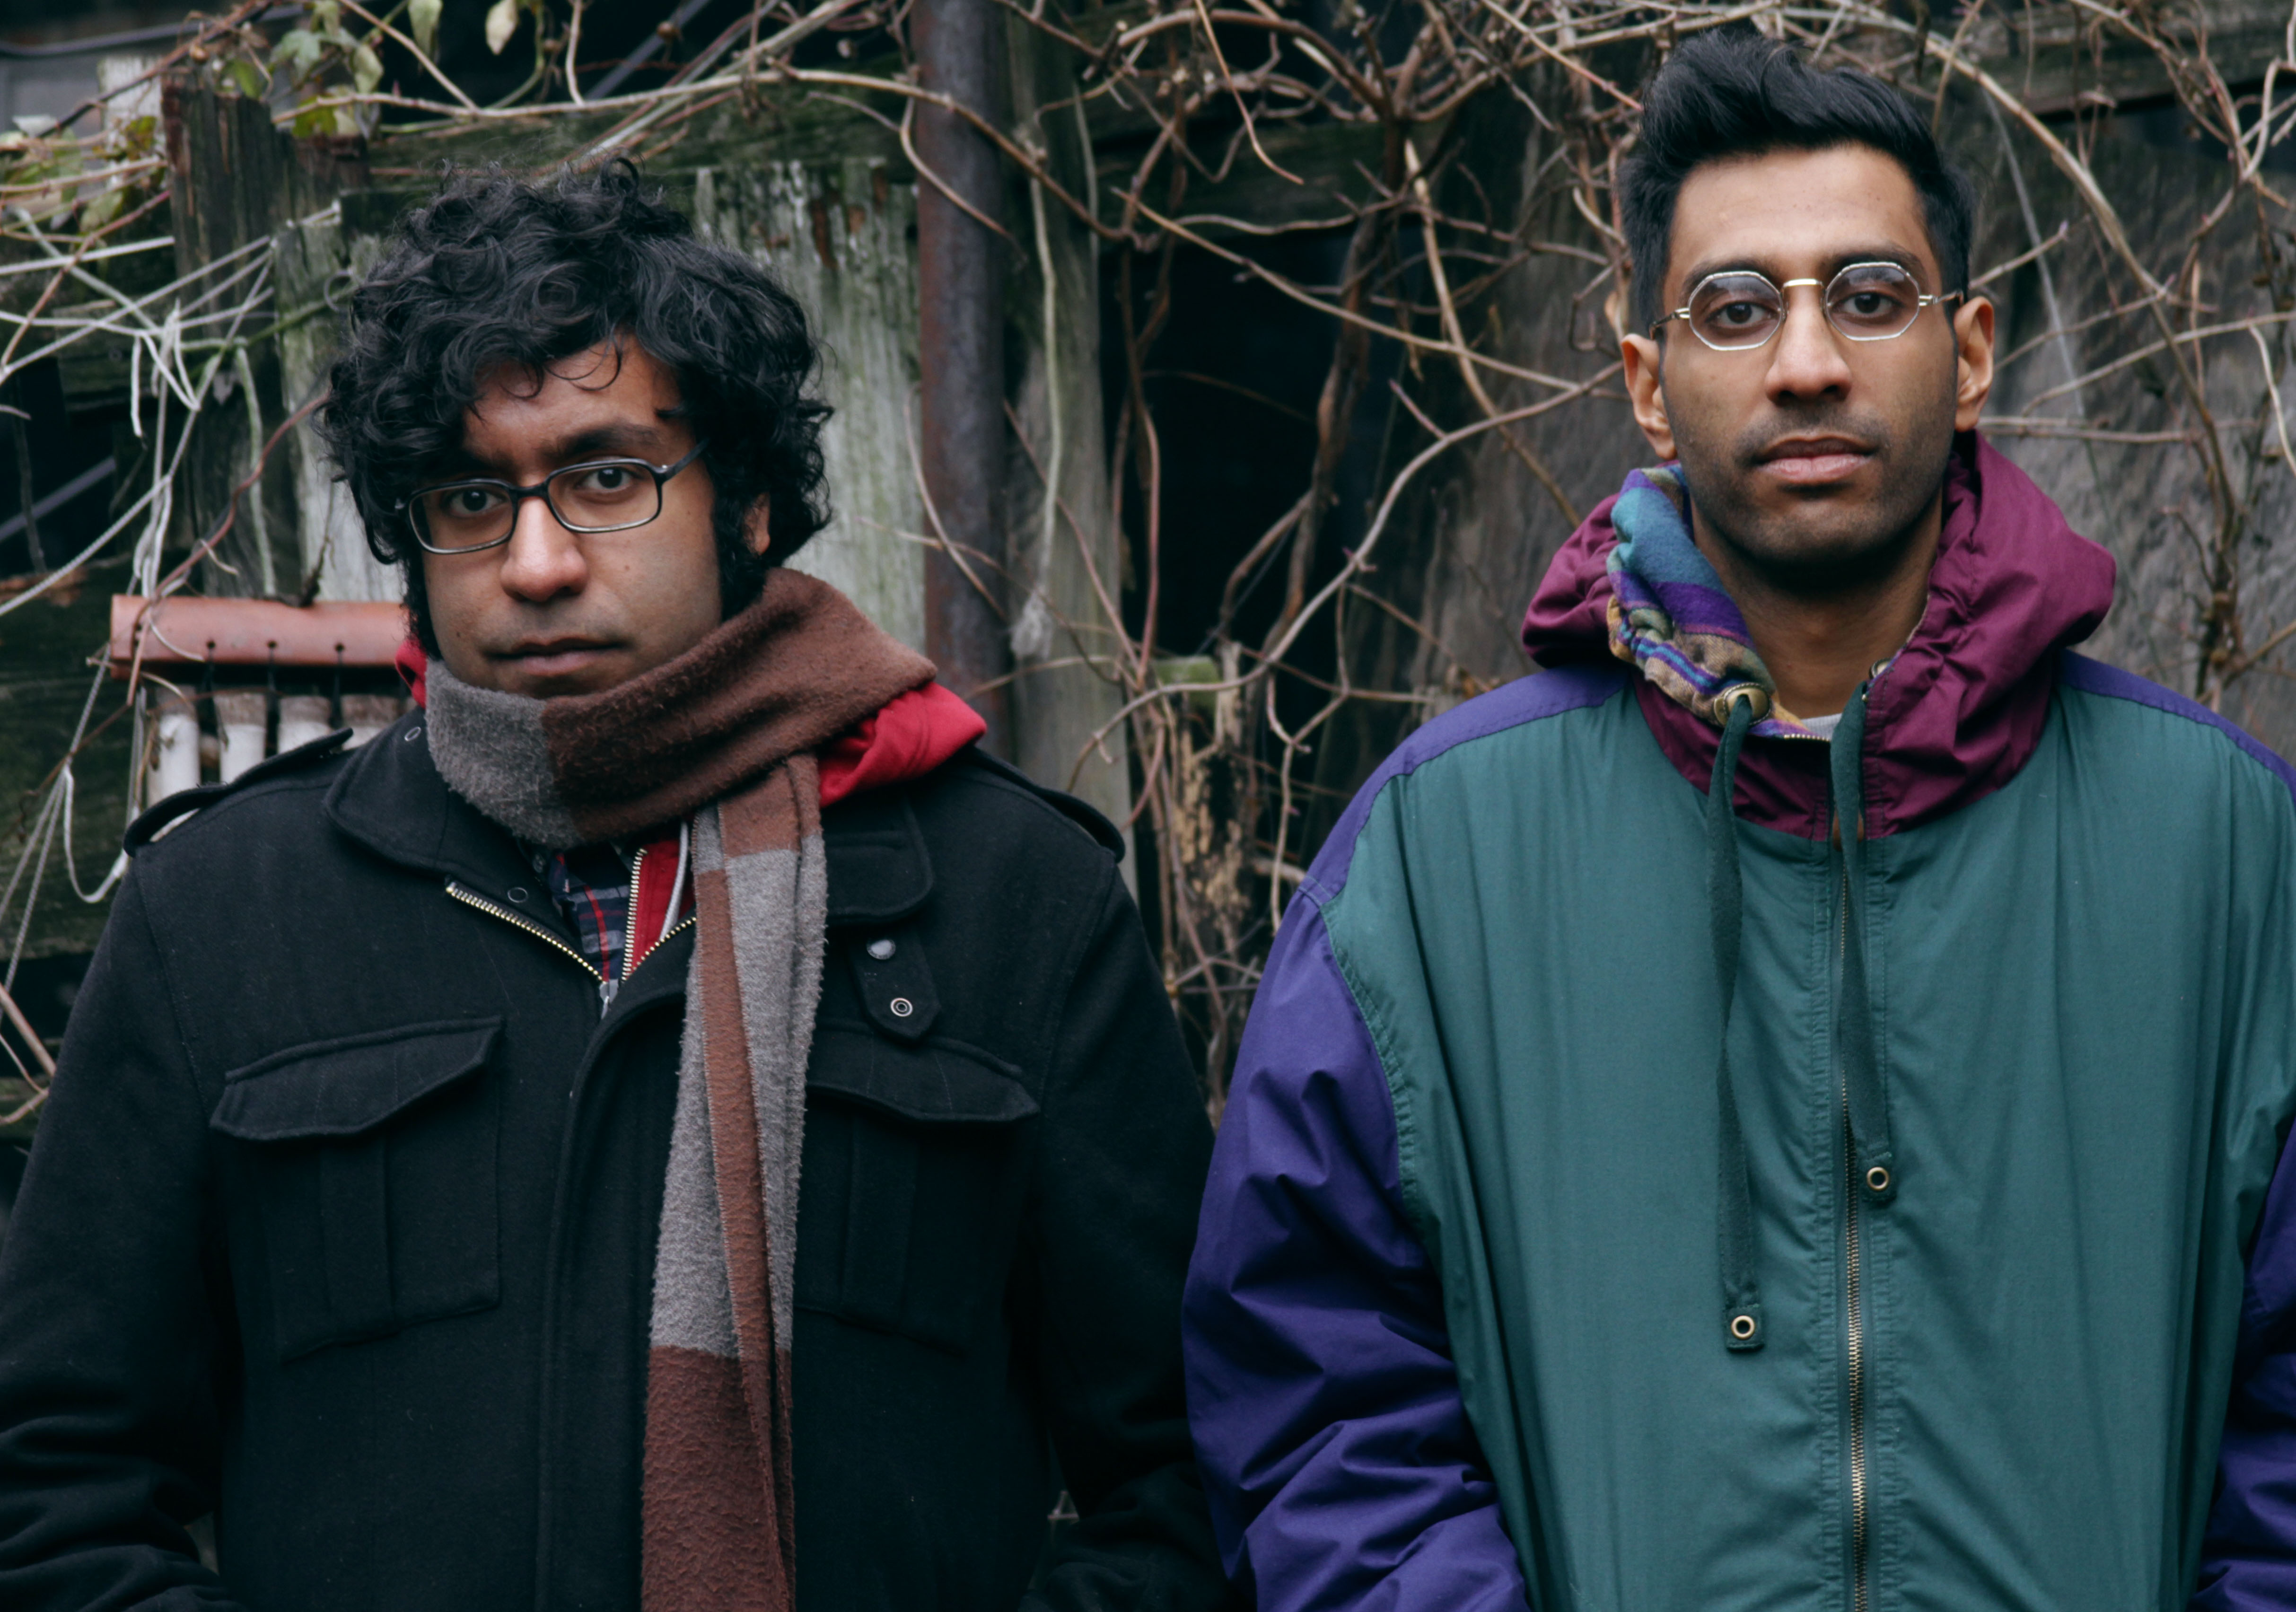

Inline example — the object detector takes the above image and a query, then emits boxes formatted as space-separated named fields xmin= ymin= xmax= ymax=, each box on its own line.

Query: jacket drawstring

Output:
xmin=1830 ymin=688 xmax=1897 ymax=1206
xmin=1710 ymin=683 xmax=1901 ymax=1356
xmin=1708 ymin=688 xmax=1764 ymax=1351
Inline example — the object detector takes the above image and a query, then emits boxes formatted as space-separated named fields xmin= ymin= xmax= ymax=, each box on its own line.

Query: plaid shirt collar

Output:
xmin=534 ymin=825 xmax=691 ymax=996
xmin=544 ymin=843 xmax=635 ymax=983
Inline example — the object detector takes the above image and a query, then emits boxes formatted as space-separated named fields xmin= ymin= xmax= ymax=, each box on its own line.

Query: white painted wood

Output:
xmin=692 ymin=160 xmax=928 ymax=654
xmin=275 ymin=213 xmax=401 ymax=605
xmin=1003 ymin=28 xmax=1133 ymax=842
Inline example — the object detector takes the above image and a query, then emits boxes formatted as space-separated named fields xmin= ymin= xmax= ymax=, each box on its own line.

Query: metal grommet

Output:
xmin=404 ymin=725 xmax=424 ymax=742
xmin=867 ymin=937 xmax=896 ymax=961
xmin=1730 ymin=1313 xmax=1758 ymax=1341
xmin=507 ymin=886 xmax=529 ymax=903
xmin=1719 ymin=684 xmax=1772 ymax=722
xmin=888 ymin=996 xmax=914 ymax=1018
xmin=1866 ymin=1165 xmax=1891 ymax=1193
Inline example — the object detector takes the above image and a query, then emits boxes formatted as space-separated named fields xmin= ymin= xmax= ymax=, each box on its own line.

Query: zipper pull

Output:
xmin=599 ymin=975 xmax=618 ymax=1010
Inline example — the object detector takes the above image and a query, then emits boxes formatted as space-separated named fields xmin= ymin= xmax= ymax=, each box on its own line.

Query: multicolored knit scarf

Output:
xmin=1604 ymin=465 xmax=1826 ymax=738
xmin=423 ymin=569 xmax=937 ymax=1611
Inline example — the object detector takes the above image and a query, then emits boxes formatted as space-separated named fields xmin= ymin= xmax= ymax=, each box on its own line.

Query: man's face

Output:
xmin=1621 ymin=144 xmax=1994 ymax=593
xmin=421 ymin=341 xmax=760 ymax=699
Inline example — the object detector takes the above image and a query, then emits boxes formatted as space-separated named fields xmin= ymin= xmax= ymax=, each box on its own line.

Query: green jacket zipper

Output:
xmin=1837 ymin=852 xmax=1869 ymax=1612
xmin=447 ymin=869 xmax=695 ymax=1011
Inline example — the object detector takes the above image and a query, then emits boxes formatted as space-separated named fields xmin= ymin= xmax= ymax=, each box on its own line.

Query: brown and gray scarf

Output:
xmin=423 ymin=569 xmax=935 ymax=1610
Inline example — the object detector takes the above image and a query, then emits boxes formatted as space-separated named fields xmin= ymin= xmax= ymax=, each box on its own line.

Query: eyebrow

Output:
xmin=446 ymin=420 xmax=672 ymax=477
xmin=1673 ymin=246 xmax=1928 ymax=297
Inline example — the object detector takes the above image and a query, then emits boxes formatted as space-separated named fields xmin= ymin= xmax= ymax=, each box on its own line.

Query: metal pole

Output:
xmin=913 ymin=0 xmax=1012 ymax=754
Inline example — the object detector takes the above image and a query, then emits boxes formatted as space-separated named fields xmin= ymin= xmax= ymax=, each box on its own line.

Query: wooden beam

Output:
xmin=1968 ymin=0 xmax=2293 ymax=114
xmin=159 ymin=78 xmax=368 ymax=599
xmin=107 ymin=595 xmax=406 ymax=675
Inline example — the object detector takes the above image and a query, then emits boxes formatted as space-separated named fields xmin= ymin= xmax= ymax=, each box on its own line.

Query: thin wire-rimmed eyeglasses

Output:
xmin=1651 ymin=262 xmax=1964 ymax=351
xmin=395 ymin=441 xmax=710 ymax=555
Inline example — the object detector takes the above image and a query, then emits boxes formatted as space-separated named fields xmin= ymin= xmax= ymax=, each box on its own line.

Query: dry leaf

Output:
xmin=484 ymin=0 xmax=519 ymax=55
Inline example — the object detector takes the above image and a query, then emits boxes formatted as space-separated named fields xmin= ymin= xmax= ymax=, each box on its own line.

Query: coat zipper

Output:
xmin=447 ymin=866 xmax=695 ymax=1012
xmin=451 ymin=852 xmax=694 ymax=1612
xmin=447 ymin=880 xmax=608 ymax=1002
xmin=1838 ymin=856 xmax=1869 ymax=1612
xmin=618 ymin=847 xmax=650 ymax=1002
xmin=616 ymin=845 xmax=695 ymax=993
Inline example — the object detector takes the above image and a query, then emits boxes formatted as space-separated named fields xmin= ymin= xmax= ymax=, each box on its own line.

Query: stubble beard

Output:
xmin=1667 ymin=397 xmax=1956 ymax=600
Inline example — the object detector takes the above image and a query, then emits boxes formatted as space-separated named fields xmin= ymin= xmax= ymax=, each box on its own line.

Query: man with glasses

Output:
xmin=0 ymin=163 xmax=1232 ymax=1612
xmin=1185 ymin=25 xmax=2296 ymax=1612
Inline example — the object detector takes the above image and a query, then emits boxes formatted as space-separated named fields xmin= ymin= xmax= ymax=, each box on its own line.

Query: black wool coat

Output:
xmin=0 ymin=713 xmax=1232 ymax=1612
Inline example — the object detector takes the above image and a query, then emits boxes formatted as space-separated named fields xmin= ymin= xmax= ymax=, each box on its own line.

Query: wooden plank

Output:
xmin=271 ymin=211 xmax=399 ymax=604
xmin=1005 ymin=8 xmax=1135 ymax=843
xmin=1968 ymin=0 xmax=2292 ymax=113
xmin=689 ymin=157 xmax=931 ymax=652
xmin=53 ymin=322 xmax=138 ymax=417
xmin=370 ymin=83 xmax=908 ymax=185
xmin=107 ymin=596 xmax=404 ymax=672
xmin=159 ymin=79 xmax=368 ymax=600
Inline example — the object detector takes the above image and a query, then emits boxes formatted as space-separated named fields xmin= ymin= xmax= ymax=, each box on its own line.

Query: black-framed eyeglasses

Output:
xmin=395 ymin=441 xmax=709 ymax=555
xmin=1650 ymin=262 xmax=1963 ymax=351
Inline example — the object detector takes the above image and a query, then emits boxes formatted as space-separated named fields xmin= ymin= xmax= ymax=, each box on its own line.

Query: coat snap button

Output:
xmin=867 ymin=937 xmax=896 ymax=961
xmin=888 ymin=996 xmax=914 ymax=1018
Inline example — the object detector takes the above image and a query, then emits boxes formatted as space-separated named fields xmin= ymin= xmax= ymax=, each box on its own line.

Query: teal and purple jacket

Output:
xmin=1183 ymin=434 xmax=2296 ymax=1611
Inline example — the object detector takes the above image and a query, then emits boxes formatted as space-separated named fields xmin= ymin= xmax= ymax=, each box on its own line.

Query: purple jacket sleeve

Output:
xmin=1181 ymin=896 xmax=1527 ymax=1612
xmin=2194 ymin=1127 xmax=2296 ymax=1606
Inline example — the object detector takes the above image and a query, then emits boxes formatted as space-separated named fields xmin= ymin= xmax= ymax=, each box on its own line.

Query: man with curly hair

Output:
xmin=0 ymin=162 xmax=1229 ymax=1612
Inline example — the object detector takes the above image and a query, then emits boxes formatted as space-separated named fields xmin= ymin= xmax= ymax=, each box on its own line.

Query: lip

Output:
xmin=1756 ymin=436 xmax=1874 ymax=486
xmin=495 ymin=638 xmax=614 ymax=677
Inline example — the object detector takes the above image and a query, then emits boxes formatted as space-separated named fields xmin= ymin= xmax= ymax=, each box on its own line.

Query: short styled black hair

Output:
xmin=319 ymin=160 xmax=831 ymax=651
xmin=1621 ymin=26 xmax=1978 ymax=339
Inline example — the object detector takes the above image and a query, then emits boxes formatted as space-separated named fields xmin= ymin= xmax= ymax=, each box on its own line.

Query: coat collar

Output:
xmin=325 ymin=710 xmax=936 ymax=926
xmin=1520 ymin=432 xmax=2118 ymax=839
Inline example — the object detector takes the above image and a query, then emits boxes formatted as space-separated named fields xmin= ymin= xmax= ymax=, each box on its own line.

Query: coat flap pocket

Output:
xmin=825 ymin=797 xmax=934 ymax=926
xmin=808 ymin=1027 xmax=1038 ymax=1125
xmin=211 ymin=1018 xmax=504 ymax=1142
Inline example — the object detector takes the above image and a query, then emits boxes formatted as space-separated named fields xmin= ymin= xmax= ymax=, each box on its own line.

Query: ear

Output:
xmin=1622 ymin=333 xmax=1677 ymax=459
xmin=1952 ymin=295 xmax=1996 ymax=431
xmin=744 ymin=498 xmax=772 ymax=558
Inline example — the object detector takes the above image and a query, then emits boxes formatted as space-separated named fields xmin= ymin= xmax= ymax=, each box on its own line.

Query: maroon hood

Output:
xmin=1520 ymin=432 xmax=2117 ymax=840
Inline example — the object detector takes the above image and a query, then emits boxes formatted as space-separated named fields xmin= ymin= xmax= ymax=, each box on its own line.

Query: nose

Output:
xmin=1761 ymin=283 xmax=1853 ymax=405
xmin=495 ymin=489 xmax=589 ymax=603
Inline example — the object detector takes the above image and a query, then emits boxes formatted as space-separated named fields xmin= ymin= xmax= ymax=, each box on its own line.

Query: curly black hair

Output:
xmin=319 ymin=159 xmax=831 ymax=652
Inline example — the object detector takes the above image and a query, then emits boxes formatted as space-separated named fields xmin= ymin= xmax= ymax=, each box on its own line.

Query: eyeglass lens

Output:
xmin=413 ymin=460 xmax=663 ymax=552
xmin=1685 ymin=263 xmax=1928 ymax=350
